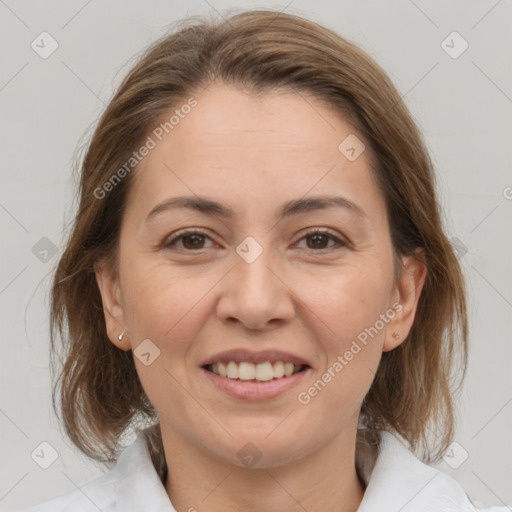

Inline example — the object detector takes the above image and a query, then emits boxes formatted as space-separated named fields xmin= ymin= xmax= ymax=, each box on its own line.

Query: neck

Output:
xmin=162 ymin=425 xmax=366 ymax=512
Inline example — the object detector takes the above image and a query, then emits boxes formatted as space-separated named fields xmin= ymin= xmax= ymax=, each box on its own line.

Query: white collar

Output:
xmin=113 ymin=428 xmax=489 ymax=511
xmin=27 ymin=428 xmax=506 ymax=511
xmin=357 ymin=430 xmax=478 ymax=511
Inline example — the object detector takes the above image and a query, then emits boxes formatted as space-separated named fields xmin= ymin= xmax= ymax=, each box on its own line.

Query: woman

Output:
xmin=22 ymin=9 xmax=508 ymax=512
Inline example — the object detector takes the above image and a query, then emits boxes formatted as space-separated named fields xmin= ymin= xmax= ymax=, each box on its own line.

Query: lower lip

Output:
xmin=200 ymin=367 xmax=311 ymax=401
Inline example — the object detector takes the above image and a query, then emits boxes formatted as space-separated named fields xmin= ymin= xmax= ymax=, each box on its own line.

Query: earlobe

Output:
xmin=94 ymin=261 xmax=131 ymax=351
xmin=383 ymin=249 xmax=427 ymax=352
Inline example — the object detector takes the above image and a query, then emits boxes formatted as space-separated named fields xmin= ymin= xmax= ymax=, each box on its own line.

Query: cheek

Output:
xmin=119 ymin=261 xmax=217 ymax=418
xmin=305 ymin=261 xmax=392 ymax=345
xmin=299 ymin=260 xmax=392 ymax=399
xmin=120 ymin=257 xmax=219 ymax=348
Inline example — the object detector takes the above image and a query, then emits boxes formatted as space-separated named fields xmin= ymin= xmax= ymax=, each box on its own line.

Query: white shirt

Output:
xmin=20 ymin=428 xmax=508 ymax=512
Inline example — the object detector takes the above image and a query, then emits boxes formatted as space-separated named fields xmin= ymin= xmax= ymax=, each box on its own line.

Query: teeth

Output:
xmin=218 ymin=362 xmax=227 ymax=377
xmin=226 ymin=361 xmax=238 ymax=379
xmin=209 ymin=361 xmax=304 ymax=381
xmin=273 ymin=361 xmax=285 ymax=378
xmin=239 ymin=362 xmax=255 ymax=380
xmin=255 ymin=362 xmax=274 ymax=381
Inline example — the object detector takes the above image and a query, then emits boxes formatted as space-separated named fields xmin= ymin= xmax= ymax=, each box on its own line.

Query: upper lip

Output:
xmin=200 ymin=349 xmax=311 ymax=367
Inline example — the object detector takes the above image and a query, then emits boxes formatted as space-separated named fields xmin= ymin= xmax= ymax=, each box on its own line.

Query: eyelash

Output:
xmin=163 ymin=228 xmax=348 ymax=252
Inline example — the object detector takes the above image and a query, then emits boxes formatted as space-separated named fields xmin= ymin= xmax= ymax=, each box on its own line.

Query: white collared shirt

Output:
xmin=20 ymin=428 xmax=509 ymax=511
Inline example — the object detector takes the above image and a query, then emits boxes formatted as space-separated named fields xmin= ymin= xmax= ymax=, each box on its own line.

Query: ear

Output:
xmin=383 ymin=249 xmax=427 ymax=352
xmin=94 ymin=260 xmax=131 ymax=351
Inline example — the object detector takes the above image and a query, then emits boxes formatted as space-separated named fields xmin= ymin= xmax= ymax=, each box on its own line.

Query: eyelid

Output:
xmin=162 ymin=227 xmax=216 ymax=248
xmin=293 ymin=227 xmax=349 ymax=250
xmin=163 ymin=226 xmax=350 ymax=252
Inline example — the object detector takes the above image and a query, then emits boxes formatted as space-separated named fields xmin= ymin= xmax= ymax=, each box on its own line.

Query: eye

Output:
xmin=295 ymin=228 xmax=347 ymax=251
xmin=163 ymin=227 xmax=348 ymax=252
xmin=163 ymin=229 xmax=216 ymax=251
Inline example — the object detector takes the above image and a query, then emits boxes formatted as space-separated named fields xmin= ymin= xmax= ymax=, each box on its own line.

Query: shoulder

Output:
xmin=358 ymin=430 xmax=510 ymax=512
xmin=19 ymin=429 xmax=172 ymax=512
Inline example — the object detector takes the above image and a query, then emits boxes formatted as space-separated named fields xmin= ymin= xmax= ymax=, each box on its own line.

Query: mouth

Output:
xmin=200 ymin=361 xmax=311 ymax=401
xmin=202 ymin=361 xmax=310 ymax=382
xmin=199 ymin=349 xmax=312 ymax=400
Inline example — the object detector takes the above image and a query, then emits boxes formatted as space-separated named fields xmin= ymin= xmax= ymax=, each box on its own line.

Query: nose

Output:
xmin=216 ymin=245 xmax=295 ymax=331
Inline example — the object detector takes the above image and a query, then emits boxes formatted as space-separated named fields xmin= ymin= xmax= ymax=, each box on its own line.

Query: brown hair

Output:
xmin=50 ymin=9 xmax=468 ymax=477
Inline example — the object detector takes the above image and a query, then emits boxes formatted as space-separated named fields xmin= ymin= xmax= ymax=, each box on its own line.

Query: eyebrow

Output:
xmin=146 ymin=194 xmax=368 ymax=222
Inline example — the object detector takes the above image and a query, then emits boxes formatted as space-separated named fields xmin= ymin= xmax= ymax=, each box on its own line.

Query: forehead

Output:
xmin=126 ymin=84 xmax=387 ymax=225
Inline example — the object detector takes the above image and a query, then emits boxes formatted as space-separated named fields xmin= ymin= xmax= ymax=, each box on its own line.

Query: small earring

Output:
xmin=118 ymin=332 xmax=125 ymax=342
xmin=392 ymin=331 xmax=400 ymax=340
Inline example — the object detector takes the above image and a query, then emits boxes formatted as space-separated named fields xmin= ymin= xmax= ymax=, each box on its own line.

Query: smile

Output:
xmin=201 ymin=363 xmax=311 ymax=401
xmin=205 ymin=361 xmax=308 ymax=381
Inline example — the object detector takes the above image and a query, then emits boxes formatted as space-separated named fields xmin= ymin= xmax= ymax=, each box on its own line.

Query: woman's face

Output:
xmin=97 ymin=84 xmax=425 ymax=468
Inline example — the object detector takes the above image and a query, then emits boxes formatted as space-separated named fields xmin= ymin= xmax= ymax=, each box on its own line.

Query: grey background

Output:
xmin=1 ymin=0 xmax=511 ymax=510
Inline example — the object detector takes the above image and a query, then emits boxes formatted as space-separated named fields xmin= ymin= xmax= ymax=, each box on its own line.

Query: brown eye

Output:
xmin=297 ymin=229 xmax=347 ymax=251
xmin=180 ymin=234 xmax=206 ymax=250
xmin=306 ymin=233 xmax=331 ymax=249
xmin=164 ymin=230 xmax=214 ymax=251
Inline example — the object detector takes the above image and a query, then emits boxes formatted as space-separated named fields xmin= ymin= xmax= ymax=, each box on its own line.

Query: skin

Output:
xmin=96 ymin=84 xmax=426 ymax=512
